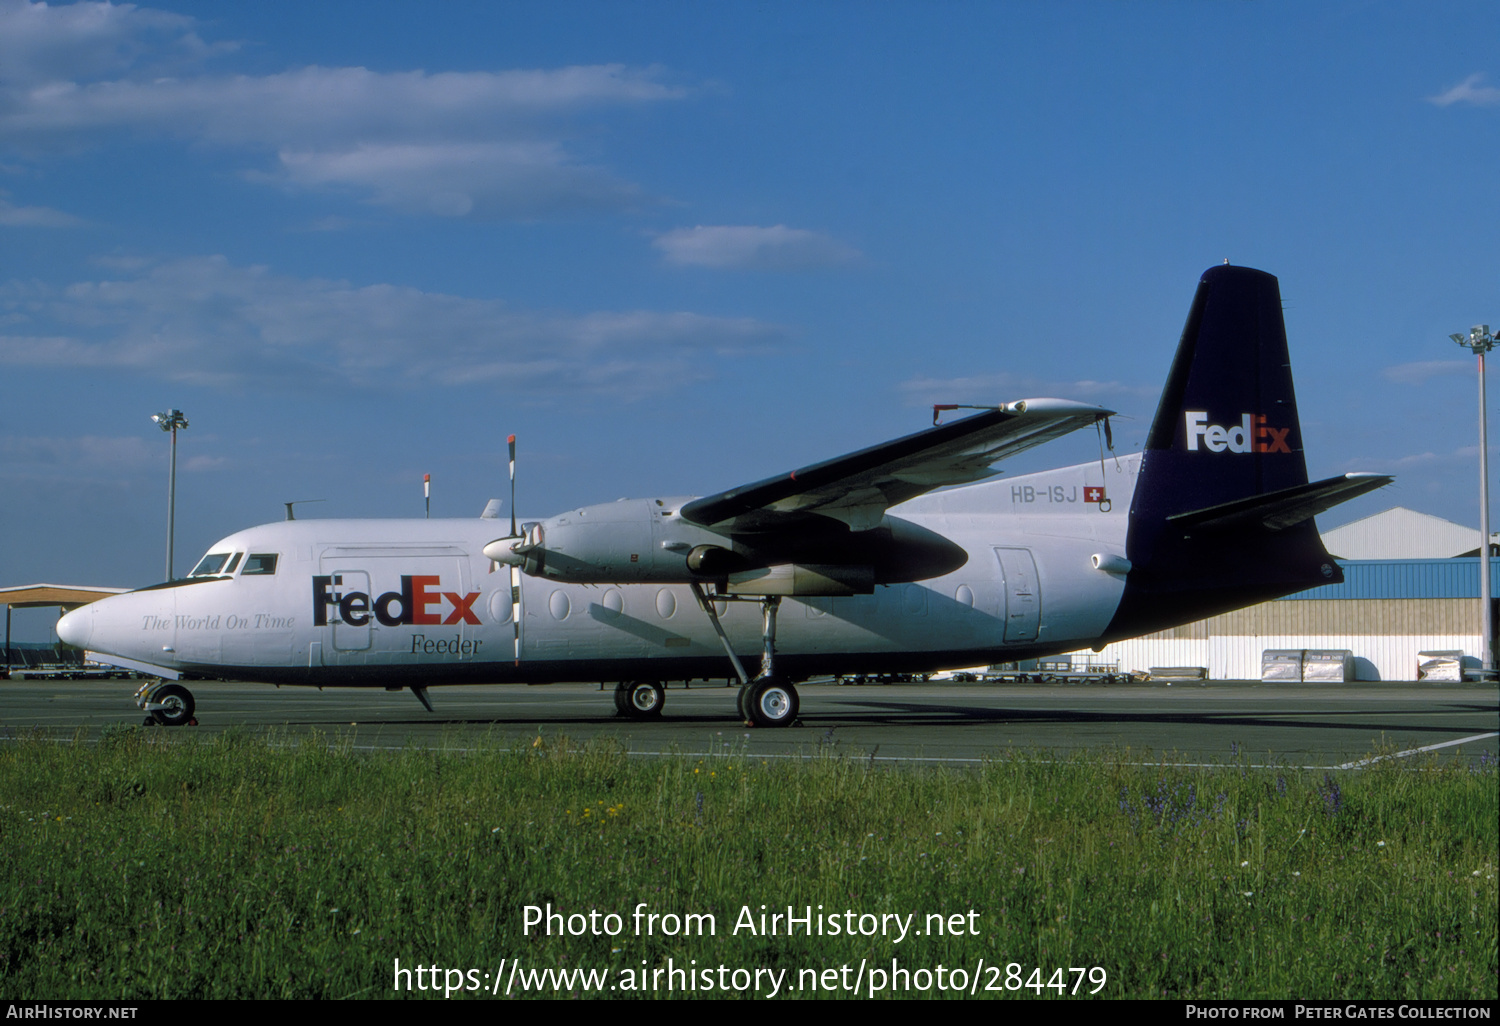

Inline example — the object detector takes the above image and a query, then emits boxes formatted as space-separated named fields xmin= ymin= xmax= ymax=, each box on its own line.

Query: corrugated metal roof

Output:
xmin=1281 ymin=558 xmax=1500 ymax=600
xmin=0 ymin=584 xmax=128 ymax=608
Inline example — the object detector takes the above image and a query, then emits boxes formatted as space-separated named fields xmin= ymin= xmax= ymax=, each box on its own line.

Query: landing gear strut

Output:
xmin=691 ymin=584 xmax=800 ymax=728
xmin=136 ymin=680 xmax=196 ymax=727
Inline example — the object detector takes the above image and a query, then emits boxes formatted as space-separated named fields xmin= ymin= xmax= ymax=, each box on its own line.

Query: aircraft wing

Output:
xmin=679 ymin=399 xmax=1112 ymax=532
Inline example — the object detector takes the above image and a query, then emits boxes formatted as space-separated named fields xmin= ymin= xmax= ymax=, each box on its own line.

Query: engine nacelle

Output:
xmin=485 ymin=497 xmax=718 ymax=583
xmin=483 ymin=496 xmax=968 ymax=587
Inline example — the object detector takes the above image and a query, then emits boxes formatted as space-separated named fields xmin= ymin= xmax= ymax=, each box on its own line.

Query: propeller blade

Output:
xmin=507 ymin=434 xmax=517 ymax=539
xmin=510 ymin=563 xmax=522 ymax=665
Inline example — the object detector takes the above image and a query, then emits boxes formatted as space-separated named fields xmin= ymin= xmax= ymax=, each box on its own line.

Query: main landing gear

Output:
xmin=691 ymin=584 xmax=800 ymax=728
xmin=614 ymin=680 xmax=665 ymax=719
xmin=136 ymin=680 xmax=196 ymax=727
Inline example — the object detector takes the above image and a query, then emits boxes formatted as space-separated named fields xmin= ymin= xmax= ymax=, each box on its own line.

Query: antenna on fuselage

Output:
xmin=283 ymin=499 xmax=325 ymax=521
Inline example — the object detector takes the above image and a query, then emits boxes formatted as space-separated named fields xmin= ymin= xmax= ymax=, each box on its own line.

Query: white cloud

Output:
xmin=0 ymin=1 xmax=685 ymax=219
xmin=0 ymin=255 xmax=786 ymax=397
xmin=1381 ymin=360 xmax=1472 ymax=384
xmin=0 ymin=196 xmax=85 ymax=226
xmin=3 ymin=64 xmax=685 ymax=147
xmin=1339 ymin=445 xmax=1479 ymax=474
xmin=0 ymin=432 xmax=155 ymax=469
xmin=272 ymin=140 xmax=640 ymax=219
xmin=1429 ymin=73 xmax=1500 ymax=108
xmin=899 ymin=372 xmax=1154 ymax=408
xmin=0 ymin=64 xmax=684 ymax=216
xmin=0 ymin=0 xmax=228 ymax=87
xmin=654 ymin=225 xmax=861 ymax=270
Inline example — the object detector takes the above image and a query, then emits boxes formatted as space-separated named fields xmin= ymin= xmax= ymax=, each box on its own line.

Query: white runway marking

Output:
xmin=1338 ymin=732 xmax=1500 ymax=770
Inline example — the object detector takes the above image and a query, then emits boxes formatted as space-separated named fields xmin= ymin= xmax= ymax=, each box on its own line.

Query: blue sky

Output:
xmin=3 ymin=0 xmax=1498 ymax=635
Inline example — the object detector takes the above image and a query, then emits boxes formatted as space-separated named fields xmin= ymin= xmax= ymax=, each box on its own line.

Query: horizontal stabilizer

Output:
xmin=1165 ymin=472 xmax=1393 ymax=533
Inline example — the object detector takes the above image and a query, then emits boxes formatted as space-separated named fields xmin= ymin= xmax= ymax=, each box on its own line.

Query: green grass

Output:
xmin=0 ymin=727 xmax=1494 ymax=999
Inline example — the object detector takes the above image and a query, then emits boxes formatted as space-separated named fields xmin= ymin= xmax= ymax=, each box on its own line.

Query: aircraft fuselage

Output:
xmin=62 ymin=456 xmax=1140 ymax=687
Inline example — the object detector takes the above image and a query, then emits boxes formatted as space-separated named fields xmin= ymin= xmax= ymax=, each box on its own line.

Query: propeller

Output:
xmin=482 ymin=435 xmax=542 ymax=572
xmin=505 ymin=434 xmax=523 ymax=665
xmin=482 ymin=433 xmax=544 ymax=588
xmin=479 ymin=434 xmax=531 ymax=665
xmin=484 ymin=433 xmax=531 ymax=565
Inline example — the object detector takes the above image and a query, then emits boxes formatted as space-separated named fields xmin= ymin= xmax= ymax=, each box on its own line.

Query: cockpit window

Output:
xmin=188 ymin=552 xmax=232 ymax=577
xmin=242 ymin=553 xmax=279 ymax=576
xmin=224 ymin=552 xmax=243 ymax=575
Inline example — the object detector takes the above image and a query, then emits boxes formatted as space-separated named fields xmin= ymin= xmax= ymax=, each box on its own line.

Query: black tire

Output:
xmin=735 ymin=683 xmax=751 ymax=722
xmin=745 ymin=676 xmax=799 ymax=728
xmin=622 ymin=681 xmax=664 ymax=719
xmin=613 ymin=682 xmax=633 ymax=716
xmin=151 ymin=683 xmax=195 ymax=727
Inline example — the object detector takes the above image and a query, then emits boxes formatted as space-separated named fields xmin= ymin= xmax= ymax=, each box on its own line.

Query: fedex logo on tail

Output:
xmin=1184 ymin=412 xmax=1291 ymax=454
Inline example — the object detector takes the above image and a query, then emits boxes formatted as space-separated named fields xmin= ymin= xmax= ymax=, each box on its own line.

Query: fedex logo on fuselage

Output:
xmin=1184 ymin=412 xmax=1291 ymax=454
xmin=312 ymin=575 xmax=481 ymax=627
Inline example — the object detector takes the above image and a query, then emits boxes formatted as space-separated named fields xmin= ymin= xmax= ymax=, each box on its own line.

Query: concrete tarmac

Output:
xmin=2 ymin=677 xmax=1496 ymax=768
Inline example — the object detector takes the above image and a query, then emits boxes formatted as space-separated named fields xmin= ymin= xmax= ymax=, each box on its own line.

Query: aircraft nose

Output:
xmin=56 ymin=606 xmax=93 ymax=650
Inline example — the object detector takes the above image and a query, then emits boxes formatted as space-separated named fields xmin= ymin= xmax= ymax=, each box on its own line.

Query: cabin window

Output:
xmin=242 ymin=553 xmax=279 ymax=576
xmin=188 ymin=552 xmax=232 ymax=577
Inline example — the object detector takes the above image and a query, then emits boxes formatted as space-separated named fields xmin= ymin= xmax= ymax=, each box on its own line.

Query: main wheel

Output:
xmin=150 ymin=683 xmax=195 ymax=727
xmin=621 ymin=681 xmax=664 ymax=719
xmin=745 ymin=676 xmax=799 ymax=728
xmin=613 ymin=682 xmax=633 ymax=716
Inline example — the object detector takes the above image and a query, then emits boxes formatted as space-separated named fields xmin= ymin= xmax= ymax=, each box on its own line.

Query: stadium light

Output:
xmin=151 ymin=409 xmax=189 ymax=580
xmin=1450 ymin=326 xmax=1496 ymax=677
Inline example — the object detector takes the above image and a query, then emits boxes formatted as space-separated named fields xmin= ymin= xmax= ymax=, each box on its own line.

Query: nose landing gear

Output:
xmin=136 ymin=680 xmax=197 ymax=727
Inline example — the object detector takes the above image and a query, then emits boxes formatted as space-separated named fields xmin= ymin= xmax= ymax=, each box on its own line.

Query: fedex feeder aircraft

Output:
xmin=58 ymin=265 xmax=1390 ymax=728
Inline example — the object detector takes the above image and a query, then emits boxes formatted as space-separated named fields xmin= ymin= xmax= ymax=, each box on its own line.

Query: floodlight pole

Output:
xmin=152 ymin=409 xmax=189 ymax=580
xmin=1452 ymin=327 xmax=1496 ymax=676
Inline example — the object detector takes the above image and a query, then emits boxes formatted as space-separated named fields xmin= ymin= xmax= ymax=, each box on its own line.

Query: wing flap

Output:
xmin=680 ymin=398 xmax=1111 ymax=530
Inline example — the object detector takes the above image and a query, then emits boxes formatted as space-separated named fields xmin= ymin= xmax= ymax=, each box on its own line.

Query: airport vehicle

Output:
xmin=57 ymin=265 xmax=1389 ymax=727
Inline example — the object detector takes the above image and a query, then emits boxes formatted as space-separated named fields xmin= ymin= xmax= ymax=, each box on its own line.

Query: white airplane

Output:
xmin=58 ymin=265 xmax=1390 ymax=727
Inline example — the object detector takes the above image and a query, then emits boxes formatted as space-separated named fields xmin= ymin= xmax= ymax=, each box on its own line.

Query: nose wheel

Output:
xmin=136 ymin=681 xmax=197 ymax=727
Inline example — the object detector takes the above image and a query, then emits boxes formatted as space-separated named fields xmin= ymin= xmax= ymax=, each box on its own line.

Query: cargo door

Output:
xmin=993 ymin=547 xmax=1041 ymax=642
xmin=326 ymin=569 xmax=372 ymax=652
